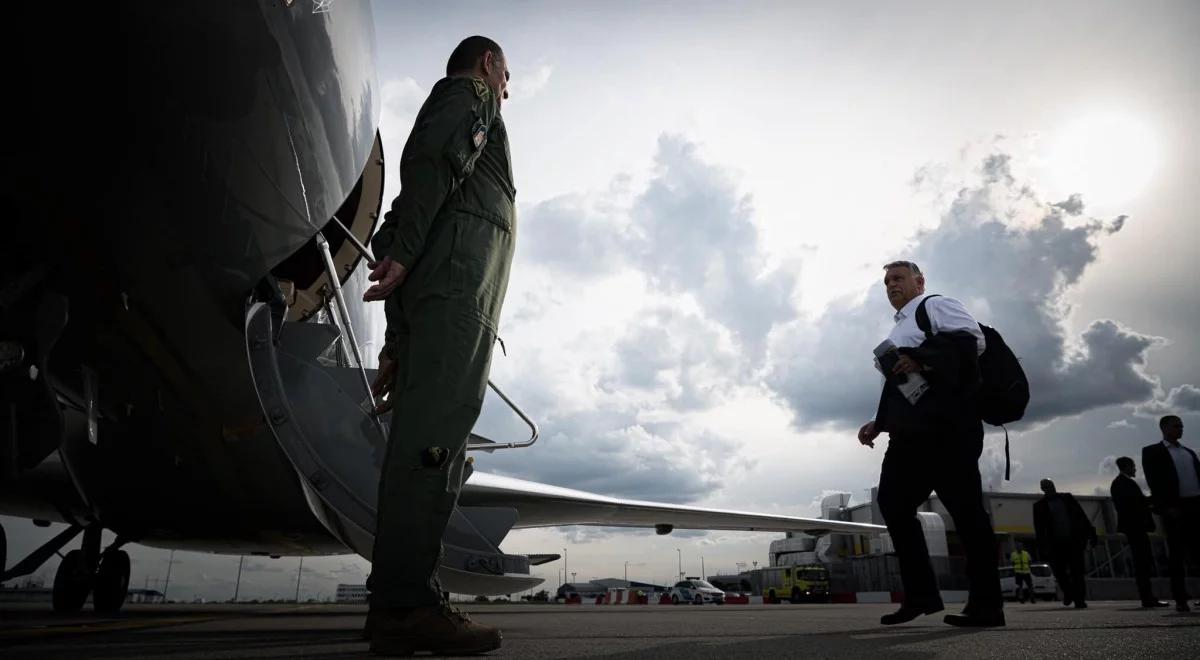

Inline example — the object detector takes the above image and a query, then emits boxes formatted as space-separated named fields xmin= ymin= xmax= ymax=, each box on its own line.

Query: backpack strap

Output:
xmin=1002 ymin=425 xmax=1011 ymax=481
xmin=914 ymin=294 xmax=941 ymax=338
xmin=918 ymin=294 xmax=1011 ymax=478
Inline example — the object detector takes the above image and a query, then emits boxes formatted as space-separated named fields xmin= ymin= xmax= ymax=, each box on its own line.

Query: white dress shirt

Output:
xmin=887 ymin=293 xmax=986 ymax=355
xmin=1163 ymin=440 xmax=1200 ymax=498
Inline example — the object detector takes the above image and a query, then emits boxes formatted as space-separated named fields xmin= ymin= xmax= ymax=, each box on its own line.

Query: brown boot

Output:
xmin=369 ymin=604 xmax=502 ymax=656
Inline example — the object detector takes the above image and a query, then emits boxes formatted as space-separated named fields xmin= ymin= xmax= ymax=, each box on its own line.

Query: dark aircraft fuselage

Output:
xmin=1 ymin=1 xmax=382 ymax=556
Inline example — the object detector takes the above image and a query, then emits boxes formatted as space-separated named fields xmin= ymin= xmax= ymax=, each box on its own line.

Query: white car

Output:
xmin=998 ymin=563 xmax=1058 ymax=601
xmin=669 ymin=579 xmax=726 ymax=605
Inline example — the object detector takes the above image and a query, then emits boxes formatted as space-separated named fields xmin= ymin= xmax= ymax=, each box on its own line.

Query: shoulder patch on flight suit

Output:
xmin=472 ymin=119 xmax=488 ymax=149
xmin=471 ymin=78 xmax=490 ymax=101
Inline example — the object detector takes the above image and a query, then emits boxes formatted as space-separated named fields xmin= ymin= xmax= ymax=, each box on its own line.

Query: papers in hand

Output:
xmin=873 ymin=339 xmax=930 ymax=405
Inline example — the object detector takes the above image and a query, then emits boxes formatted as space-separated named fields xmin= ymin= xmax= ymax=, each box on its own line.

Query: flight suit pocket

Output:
xmin=448 ymin=210 xmax=511 ymax=310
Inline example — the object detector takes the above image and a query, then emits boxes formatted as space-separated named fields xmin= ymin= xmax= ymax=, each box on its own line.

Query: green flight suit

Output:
xmin=367 ymin=76 xmax=516 ymax=608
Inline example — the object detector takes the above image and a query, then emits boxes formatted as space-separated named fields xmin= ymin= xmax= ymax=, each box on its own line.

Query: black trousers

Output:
xmin=1047 ymin=542 xmax=1087 ymax=604
xmin=877 ymin=426 xmax=1001 ymax=611
xmin=1014 ymin=573 xmax=1033 ymax=602
xmin=1161 ymin=497 xmax=1200 ymax=605
xmin=1125 ymin=531 xmax=1156 ymax=603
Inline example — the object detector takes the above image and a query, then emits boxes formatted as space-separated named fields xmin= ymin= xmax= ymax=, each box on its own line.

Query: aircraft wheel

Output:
xmin=94 ymin=550 xmax=131 ymax=613
xmin=53 ymin=550 xmax=92 ymax=612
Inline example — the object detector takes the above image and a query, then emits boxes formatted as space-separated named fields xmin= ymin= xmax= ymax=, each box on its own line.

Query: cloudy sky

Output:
xmin=5 ymin=0 xmax=1199 ymax=601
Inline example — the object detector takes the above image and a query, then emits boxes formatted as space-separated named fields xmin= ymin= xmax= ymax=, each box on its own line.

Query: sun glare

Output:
xmin=1044 ymin=111 xmax=1159 ymax=210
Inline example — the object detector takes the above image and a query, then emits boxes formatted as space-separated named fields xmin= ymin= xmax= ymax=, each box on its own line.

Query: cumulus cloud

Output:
xmin=519 ymin=135 xmax=797 ymax=354
xmin=1098 ymin=455 xmax=1120 ymax=477
xmin=1107 ymin=419 xmax=1133 ymax=429
xmin=507 ymin=63 xmax=553 ymax=102
xmin=769 ymin=151 xmax=1164 ymax=429
xmin=481 ymin=399 xmax=742 ymax=504
xmin=379 ymin=77 xmax=426 ymax=149
xmin=629 ymin=137 xmax=797 ymax=351
xmin=603 ymin=306 xmax=742 ymax=410
xmin=980 ymin=437 xmax=1019 ymax=491
xmin=1135 ymin=384 xmax=1200 ymax=418
xmin=517 ymin=191 xmax=627 ymax=277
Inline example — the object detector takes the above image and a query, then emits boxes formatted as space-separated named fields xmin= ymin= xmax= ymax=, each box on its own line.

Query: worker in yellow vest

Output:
xmin=1011 ymin=541 xmax=1034 ymax=603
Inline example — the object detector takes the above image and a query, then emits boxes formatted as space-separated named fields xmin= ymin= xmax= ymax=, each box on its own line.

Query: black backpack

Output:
xmin=916 ymin=295 xmax=1030 ymax=479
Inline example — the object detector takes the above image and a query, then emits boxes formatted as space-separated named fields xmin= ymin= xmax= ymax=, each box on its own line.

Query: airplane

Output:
xmin=0 ymin=2 xmax=882 ymax=612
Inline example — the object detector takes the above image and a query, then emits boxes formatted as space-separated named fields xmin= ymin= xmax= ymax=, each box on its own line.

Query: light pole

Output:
xmin=162 ymin=550 xmax=177 ymax=603
xmin=233 ymin=555 xmax=245 ymax=602
xmin=562 ymin=547 xmax=568 ymax=585
xmin=701 ymin=556 xmax=705 ymax=580
xmin=624 ymin=560 xmax=629 ymax=583
xmin=676 ymin=548 xmax=682 ymax=581
xmin=294 ymin=557 xmax=304 ymax=603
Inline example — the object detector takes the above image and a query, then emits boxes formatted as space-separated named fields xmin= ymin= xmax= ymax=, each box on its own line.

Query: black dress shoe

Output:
xmin=1074 ymin=602 xmax=1088 ymax=609
xmin=1176 ymin=602 xmax=1191 ymax=613
xmin=1142 ymin=600 xmax=1170 ymax=608
xmin=880 ymin=601 xmax=944 ymax=625
xmin=944 ymin=609 xmax=1006 ymax=627
xmin=1063 ymin=598 xmax=1073 ymax=607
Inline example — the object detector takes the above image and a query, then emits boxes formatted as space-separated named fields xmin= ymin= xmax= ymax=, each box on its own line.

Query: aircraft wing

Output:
xmin=459 ymin=471 xmax=884 ymax=536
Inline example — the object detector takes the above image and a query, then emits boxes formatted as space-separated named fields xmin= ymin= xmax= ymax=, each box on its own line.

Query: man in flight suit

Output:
xmin=361 ymin=36 xmax=516 ymax=656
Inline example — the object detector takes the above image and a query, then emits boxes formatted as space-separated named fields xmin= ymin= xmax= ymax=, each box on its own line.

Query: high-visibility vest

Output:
xmin=1011 ymin=550 xmax=1031 ymax=574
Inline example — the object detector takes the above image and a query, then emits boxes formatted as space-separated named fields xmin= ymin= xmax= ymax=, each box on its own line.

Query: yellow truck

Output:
xmin=759 ymin=565 xmax=830 ymax=603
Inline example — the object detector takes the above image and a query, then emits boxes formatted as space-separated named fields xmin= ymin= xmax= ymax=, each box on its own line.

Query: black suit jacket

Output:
xmin=1033 ymin=492 xmax=1096 ymax=554
xmin=1110 ymin=474 xmax=1155 ymax=534
xmin=874 ymin=330 xmax=981 ymax=436
xmin=1142 ymin=441 xmax=1200 ymax=506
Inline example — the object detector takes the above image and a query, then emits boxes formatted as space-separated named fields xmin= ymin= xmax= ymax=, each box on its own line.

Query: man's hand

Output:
xmin=858 ymin=420 xmax=879 ymax=448
xmin=362 ymin=257 xmax=408 ymax=302
xmin=372 ymin=355 xmax=398 ymax=415
xmin=891 ymin=354 xmax=922 ymax=375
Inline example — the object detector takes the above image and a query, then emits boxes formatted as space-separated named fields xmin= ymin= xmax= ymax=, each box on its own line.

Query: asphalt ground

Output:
xmin=1 ymin=601 xmax=1199 ymax=659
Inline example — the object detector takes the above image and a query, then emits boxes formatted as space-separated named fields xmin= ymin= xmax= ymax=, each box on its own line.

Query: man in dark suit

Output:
xmin=857 ymin=262 xmax=1003 ymax=627
xmin=1141 ymin=415 xmax=1200 ymax=612
xmin=1110 ymin=456 xmax=1168 ymax=607
xmin=1033 ymin=479 xmax=1096 ymax=608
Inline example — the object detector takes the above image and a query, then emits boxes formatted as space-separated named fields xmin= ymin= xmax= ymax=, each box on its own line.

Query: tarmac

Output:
xmin=1 ymin=601 xmax=1199 ymax=659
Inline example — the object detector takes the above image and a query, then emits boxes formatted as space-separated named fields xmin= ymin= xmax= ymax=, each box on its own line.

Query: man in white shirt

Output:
xmin=1142 ymin=415 xmax=1200 ymax=611
xmin=858 ymin=260 xmax=1003 ymax=627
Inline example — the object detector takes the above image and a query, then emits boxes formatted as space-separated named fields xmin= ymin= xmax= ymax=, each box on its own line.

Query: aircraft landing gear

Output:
xmin=93 ymin=550 xmax=131 ymax=613
xmin=48 ymin=524 xmax=132 ymax=614
xmin=52 ymin=549 xmax=92 ymax=612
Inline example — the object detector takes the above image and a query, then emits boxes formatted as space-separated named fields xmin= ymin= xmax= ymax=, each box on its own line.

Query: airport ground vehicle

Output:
xmin=998 ymin=563 xmax=1058 ymax=601
xmin=760 ymin=565 xmax=829 ymax=603
xmin=669 ymin=578 xmax=726 ymax=605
